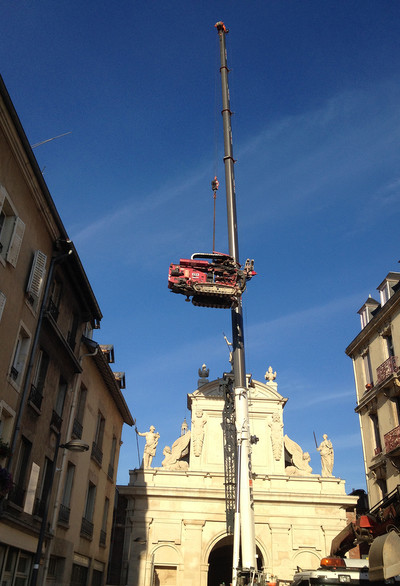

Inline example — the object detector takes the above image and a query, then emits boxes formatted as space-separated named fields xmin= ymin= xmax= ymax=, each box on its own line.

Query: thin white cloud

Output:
xmin=72 ymin=78 xmax=400 ymax=249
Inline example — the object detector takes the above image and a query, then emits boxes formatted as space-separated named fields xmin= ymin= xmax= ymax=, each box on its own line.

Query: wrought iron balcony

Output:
xmin=47 ymin=299 xmax=59 ymax=321
xmin=72 ymin=418 xmax=83 ymax=439
xmin=100 ymin=529 xmax=107 ymax=547
xmin=58 ymin=503 xmax=70 ymax=524
xmin=8 ymin=483 xmax=25 ymax=508
xmin=33 ymin=497 xmax=46 ymax=518
xmin=81 ymin=516 xmax=94 ymax=539
xmin=50 ymin=410 xmax=63 ymax=432
xmin=91 ymin=442 xmax=103 ymax=467
xmin=384 ymin=425 xmax=400 ymax=455
xmin=28 ymin=384 xmax=43 ymax=411
xmin=377 ymin=356 xmax=399 ymax=385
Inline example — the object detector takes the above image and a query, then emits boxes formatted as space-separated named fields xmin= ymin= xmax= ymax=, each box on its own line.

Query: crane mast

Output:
xmin=215 ymin=21 xmax=258 ymax=586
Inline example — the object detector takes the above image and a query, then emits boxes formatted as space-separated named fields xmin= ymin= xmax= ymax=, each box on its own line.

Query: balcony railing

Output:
xmin=50 ymin=410 xmax=63 ymax=432
xmin=384 ymin=425 xmax=400 ymax=454
xmin=72 ymin=418 xmax=83 ymax=439
xmin=377 ymin=356 xmax=399 ymax=384
xmin=47 ymin=299 xmax=59 ymax=321
xmin=28 ymin=384 xmax=43 ymax=411
xmin=33 ymin=497 xmax=46 ymax=518
xmin=58 ymin=503 xmax=71 ymax=524
xmin=91 ymin=442 xmax=103 ymax=467
xmin=8 ymin=483 xmax=25 ymax=508
xmin=100 ymin=529 xmax=107 ymax=547
xmin=81 ymin=516 xmax=94 ymax=539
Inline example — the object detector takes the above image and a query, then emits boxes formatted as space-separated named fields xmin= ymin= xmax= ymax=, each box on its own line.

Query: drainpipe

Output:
xmin=40 ymin=344 xmax=99 ymax=585
xmin=8 ymin=240 xmax=73 ymax=471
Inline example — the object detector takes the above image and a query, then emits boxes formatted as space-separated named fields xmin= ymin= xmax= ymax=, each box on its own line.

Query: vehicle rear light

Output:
xmin=320 ymin=557 xmax=346 ymax=568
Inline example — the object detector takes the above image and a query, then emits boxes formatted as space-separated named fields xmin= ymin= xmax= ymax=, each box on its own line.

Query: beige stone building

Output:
xmin=0 ymin=75 xmax=134 ymax=586
xmin=346 ymin=270 xmax=400 ymax=508
xmin=118 ymin=371 xmax=356 ymax=586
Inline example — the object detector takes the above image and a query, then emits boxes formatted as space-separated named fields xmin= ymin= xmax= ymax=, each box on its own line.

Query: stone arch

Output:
xmin=292 ymin=550 xmax=321 ymax=572
xmin=151 ymin=543 xmax=182 ymax=565
xmin=206 ymin=534 xmax=265 ymax=586
xmin=149 ymin=544 xmax=183 ymax=586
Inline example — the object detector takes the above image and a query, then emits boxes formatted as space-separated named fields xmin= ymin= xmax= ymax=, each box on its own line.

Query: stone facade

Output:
xmin=0 ymin=75 xmax=134 ymax=586
xmin=118 ymin=374 xmax=356 ymax=586
xmin=346 ymin=271 xmax=400 ymax=508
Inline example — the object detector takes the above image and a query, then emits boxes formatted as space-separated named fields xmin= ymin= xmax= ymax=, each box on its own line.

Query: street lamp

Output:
xmin=30 ymin=437 xmax=89 ymax=586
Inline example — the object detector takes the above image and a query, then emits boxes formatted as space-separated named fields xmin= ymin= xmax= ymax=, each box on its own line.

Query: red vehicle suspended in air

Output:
xmin=168 ymin=252 xmax=256 ymax=309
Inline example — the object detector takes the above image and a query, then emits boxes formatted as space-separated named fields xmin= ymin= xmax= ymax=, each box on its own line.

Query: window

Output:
xmin=108 ymin=436 xmax=117 ymax=479
xmin=67 ymin=312 xmax=80 ymax=351
xmin=36 ymin=457 xmax=54 ymax=517
xmin=0 ymin=290 xmax=5 ymax=322
xmin=10 ymin=325 xmax=31 ymax=388
xmin=384 ymin=334 xmax=395 ymax=358
xmin=29 ymin=349 xmax=49 ymax=411
xmin=391 ymin=396 xmax=400 ymax=426
xmin=91 ymin=412 xmax=105 ymax=466
xmin=379 ymin=283 xmax=391 ymax=306
xmin=10 ymin=436 xmax=32 ymax=507
xmin=100 ymin=497 xmax=110 ymax=546
xmin=26 ymin=250 xmax=47 ymax=310
xmin=0 ymin=184 xmax=25 ymax=267
xmin=48 ymin=556 xmax=64 ymax=581
xmin=54 ymin=378 xmax=67 ymax=417
xmin=0 ymin=401 xmax=15 ymax=447
xmin=376 ymin=477 xmax=388 ymax=499
xmin=94 ymin=413 xmax=105 ymax=450
xmin=48 ymin=279 xmax=62 ymax=321
xmin=2 ymin=548 xmax=32 ymax=586
xmin=84 ymin=482 xmax=96 ymax=522
xmin=370 ymin=413 xmax=382 ymax=453
xmin=363 ymin=351 xmax=374 ymax=387
xmin=73 ymin=386 xmax=87 ymax=439
xmin=59 ymin=462 xmax=75 ymax=524
xmin=51 ymin=377 xmax=67 ymax=432
xmin=71 ymin=563 xmax=88 ymax=586
xmin=92 ymin=569 xmax=104 ymax=586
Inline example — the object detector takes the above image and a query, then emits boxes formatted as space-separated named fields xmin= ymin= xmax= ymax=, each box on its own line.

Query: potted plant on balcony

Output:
xmin=0 ymin=467 xmax=13 ymax=498
xmin=0 ymin=439 xmax=11 ymax=458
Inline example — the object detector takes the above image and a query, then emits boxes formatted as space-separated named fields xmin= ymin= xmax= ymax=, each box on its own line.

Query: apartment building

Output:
xmin=0 ymin=75 xmax=134 ymax=585
xmin=346 ymin=270 xmax=400 ymax=508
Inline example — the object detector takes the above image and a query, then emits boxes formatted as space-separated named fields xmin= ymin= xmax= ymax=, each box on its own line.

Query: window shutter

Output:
xmin=26 ymin=250 xmax=47 ymax=299
xmin=0 ymin=291 xmax=6 ymax=322
xmin=0 ymin=185 xmax=6 ymax=214
xmin=6 ymin=217 xmax=25 ymax=267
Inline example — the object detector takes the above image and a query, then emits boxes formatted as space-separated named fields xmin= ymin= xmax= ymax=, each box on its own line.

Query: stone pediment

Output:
xmin=187 ymin=377 xmax=287 ymax=409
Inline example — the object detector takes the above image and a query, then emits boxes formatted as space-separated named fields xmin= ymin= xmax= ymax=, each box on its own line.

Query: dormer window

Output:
xmin=377 ymin=272 xmax=400 ymax=307
xmin=358 ymin=297 xmax=380 ymax=329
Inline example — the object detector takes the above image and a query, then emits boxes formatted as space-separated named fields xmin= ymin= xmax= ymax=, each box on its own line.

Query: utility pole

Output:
xmin=215 ymin=21 xmax=257 ymax=585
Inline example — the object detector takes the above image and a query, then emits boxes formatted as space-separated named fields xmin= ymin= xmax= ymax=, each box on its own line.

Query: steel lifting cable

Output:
xmin=211 ymin=32 xmax=221 ymax=253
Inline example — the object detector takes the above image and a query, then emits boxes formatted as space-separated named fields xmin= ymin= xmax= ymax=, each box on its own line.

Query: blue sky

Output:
xmin=2 ymin=1 xmax=400 ymax=491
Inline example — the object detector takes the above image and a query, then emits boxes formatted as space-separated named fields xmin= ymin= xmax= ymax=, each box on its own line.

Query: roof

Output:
xmin=377 ymin=272 xmax=400 ymax=291
xmin=0 ymin=75 xmax=102 ymax=324
xmin=82 ymin=336 xmax=134 ymax=425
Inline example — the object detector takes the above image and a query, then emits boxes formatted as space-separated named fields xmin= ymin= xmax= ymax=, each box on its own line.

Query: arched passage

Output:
xmin=207 ymin=536 xmax=264 ymax=586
